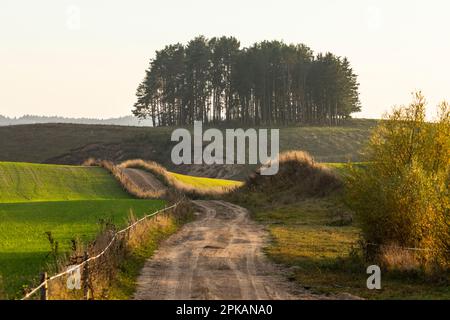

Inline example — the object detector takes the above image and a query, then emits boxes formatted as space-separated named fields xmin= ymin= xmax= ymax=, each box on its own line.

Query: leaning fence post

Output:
xmin=83 ymin=251 xmax=90 ymax=300
xmin=40 ymin=272 xmax=48 ymax=300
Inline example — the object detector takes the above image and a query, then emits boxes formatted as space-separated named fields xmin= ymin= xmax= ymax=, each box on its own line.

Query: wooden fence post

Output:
xmin=40 ymin=272 xmax=48 ymax=300
xmin=83 ymin=251 xmax=90 ymax=300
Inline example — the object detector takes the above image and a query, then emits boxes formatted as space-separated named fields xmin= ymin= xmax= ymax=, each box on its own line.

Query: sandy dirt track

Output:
xmin=133 ymin=200 xmax=332 ymax=300
xmin=121 ymin=168 xmax=167 ymax=193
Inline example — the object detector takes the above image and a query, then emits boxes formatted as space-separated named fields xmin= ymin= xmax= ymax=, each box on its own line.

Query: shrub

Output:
xmin=241 ymin=150 xmax=342 ymax=201
xmin=345 ymin=93 xmax=450 ymax=271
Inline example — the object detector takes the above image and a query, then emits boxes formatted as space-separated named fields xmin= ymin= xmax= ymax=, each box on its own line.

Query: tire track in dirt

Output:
xmin=133 ymin=199 xmax=334 ymax=300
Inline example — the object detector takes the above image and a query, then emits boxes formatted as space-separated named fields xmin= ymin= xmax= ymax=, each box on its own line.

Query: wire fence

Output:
xmin=365 ymin=242 xmax=450 ymax=252
xmin=21 ymin=201 xmax=181 ymax=300
xmin=366 ymin=242 xmax=432 ymax=252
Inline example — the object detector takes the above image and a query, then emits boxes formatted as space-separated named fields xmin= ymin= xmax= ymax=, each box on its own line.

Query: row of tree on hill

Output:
xmin=133 ymin=36 xmax=361 ymax=126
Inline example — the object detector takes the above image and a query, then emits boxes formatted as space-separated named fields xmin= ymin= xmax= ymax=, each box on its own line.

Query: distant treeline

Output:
xmin=0 ymin=115 xmax=154 ymax=127
xmin=133 ymin=36 xmax=361 ymax=127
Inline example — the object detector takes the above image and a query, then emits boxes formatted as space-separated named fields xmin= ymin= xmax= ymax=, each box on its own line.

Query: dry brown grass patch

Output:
xmin=118 ymin=159 xmax=235 ymax=198
xmin=241 ymin=151 xmax=342 ymax=202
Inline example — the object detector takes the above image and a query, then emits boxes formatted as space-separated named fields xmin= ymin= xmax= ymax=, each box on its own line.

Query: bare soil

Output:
xmin=134 ymin=200 xmax=340 ymax=300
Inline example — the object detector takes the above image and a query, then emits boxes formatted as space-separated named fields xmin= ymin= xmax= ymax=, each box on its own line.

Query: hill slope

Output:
xmin=0 ymin=162 xmax=130 ymax=203
xmin=0 ymin=119 xmax=377 ymax=179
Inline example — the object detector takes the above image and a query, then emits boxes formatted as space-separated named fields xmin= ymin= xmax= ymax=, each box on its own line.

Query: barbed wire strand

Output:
xmin=365 ymin=242 xmax=449 ymax=252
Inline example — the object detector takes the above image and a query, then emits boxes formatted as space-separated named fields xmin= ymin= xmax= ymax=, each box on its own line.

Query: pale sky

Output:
xmin=1 ymin=0 xmax=449 ymax=119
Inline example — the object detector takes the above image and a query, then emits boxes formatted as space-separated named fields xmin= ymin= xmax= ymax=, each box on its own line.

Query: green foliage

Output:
xmin=345 ymin=93 xmax=450 ymax=270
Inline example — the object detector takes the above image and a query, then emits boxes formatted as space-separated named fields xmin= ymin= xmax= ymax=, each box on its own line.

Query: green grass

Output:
xmin=0 ymin=162 xmax=130 ymax=203
xmin=322 ymin=162 xmax=369 ymax=176
xmin=107 ymin=209 xmax=195 ymax=300
xmin=0 ymin=161 xmax=167 ymax=299
xmin=168 ymin=172 xmax=243 ymax=190
xmin=0 ymin=199 xmax=166 ymax=299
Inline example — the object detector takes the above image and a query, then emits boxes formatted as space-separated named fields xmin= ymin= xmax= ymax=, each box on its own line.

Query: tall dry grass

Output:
xmin=239 ymin=151 xmax=342 ymax=203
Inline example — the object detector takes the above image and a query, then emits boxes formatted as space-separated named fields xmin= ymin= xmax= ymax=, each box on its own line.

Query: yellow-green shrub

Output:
xmin=345 ymin=93 xmax=449 ymax=271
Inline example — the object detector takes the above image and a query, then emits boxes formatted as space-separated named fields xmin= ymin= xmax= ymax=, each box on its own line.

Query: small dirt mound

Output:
xmin=242 ymin=151 xmax=342 ymax=199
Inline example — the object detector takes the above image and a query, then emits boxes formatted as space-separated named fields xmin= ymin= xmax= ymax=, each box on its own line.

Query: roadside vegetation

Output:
xmin=345 ymin=93 xmax=450 ymax=273
xmin=43 ymin=200 xmax=193 ymax=300
xmin=228 ymin=126 xmax=450 ymax=300
xmin=0 ymin=120 xmax=375 ymax=173
xmin=168 ymin=172 xmax=243 ymax=190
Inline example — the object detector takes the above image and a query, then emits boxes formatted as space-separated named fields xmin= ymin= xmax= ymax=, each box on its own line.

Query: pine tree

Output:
xmin=132 ymin=36 xmax=361 ymax=126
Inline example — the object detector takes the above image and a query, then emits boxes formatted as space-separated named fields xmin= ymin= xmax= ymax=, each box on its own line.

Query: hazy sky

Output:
xmin=1 ymin=0 xmax=449 ymax=119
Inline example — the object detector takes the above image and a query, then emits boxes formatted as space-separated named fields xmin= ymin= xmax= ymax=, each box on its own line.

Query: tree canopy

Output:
xmin=133 ymin=36 xmax=361 ymax=126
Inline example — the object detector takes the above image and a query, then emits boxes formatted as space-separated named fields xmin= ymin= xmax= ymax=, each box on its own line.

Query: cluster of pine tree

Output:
xmin=133 ymin=36 xmax=361 ymax=126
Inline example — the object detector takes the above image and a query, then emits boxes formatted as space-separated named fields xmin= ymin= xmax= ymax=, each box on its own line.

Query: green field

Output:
xmin=254 ymin=197 xmax=450 ymax=299
xmin=168 ymin=172 xmax=243 ymax=190
xmin=0 ymin=162 xmax=130 ymax=202
xmin=0 ymin=162 xmax=166 ymax=299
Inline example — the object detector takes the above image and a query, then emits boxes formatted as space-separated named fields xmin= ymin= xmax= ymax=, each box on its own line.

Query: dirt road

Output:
xmin=121 ymin=168 xmax=167 ymax=193
xmin=133 ymin=200 xmax=328 ymax=300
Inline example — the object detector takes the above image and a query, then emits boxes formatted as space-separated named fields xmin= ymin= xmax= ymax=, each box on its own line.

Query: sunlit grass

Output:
xmin=0 ymin=199 xmax=165 ymax=299
xmin=168 ymin=171 xmax=243 ymax=190
xmin=0 ymin=162 xmax=130 ymax=203
xmin=249 ymin=196 xmax=450 ymax=299
xmin=0 ymin=161 xmax=166 ymax=299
